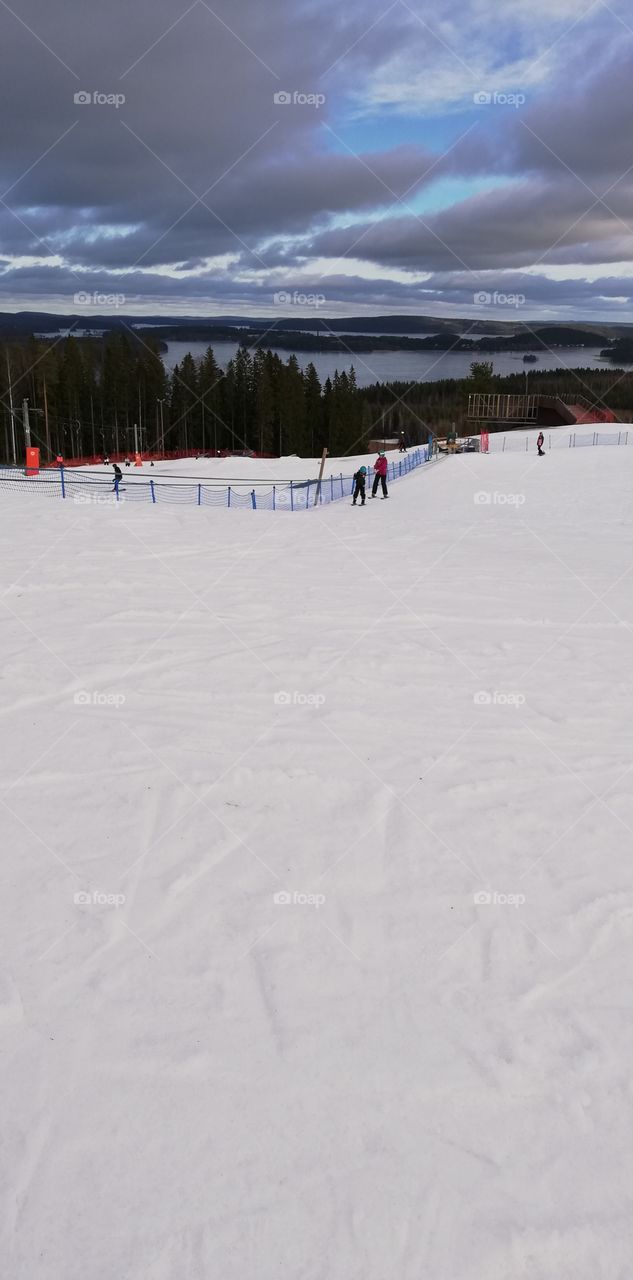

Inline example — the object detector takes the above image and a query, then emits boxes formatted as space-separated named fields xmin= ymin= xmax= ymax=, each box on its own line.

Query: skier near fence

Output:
xmin=371 ymin=452 xmax=389 ymax=499
xmin=111 ymin=463 xmax=123 ymax=492
xmin=537 ymin=431 xmax=545 ymax=456
xmin=352 ymin=465 xmax=367 ymax=505
xmin=398 ymin=432 xmax=407 ymax=453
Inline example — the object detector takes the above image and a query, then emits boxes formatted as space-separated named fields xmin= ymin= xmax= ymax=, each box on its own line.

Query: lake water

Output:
xmin=162 ymin=339 xmax=618 ymax=387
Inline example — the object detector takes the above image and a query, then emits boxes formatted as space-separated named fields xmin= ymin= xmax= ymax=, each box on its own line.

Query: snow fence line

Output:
xmin=0 ymin=446 xmax=433 ymax=511
xmin=488 ymin=429 xmax=632 ymax=453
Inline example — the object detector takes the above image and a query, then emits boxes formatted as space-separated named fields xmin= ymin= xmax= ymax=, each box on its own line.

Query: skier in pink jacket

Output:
xmin=371 ymin=452 xmax=389 ymax=499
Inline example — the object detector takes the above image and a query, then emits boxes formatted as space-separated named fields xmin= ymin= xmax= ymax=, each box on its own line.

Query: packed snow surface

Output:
xmin=2 ymin=447 xmax=633 ymax=1278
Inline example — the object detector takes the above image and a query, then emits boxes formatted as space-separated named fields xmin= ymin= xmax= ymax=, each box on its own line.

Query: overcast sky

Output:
xmin=1 ymin=0 xmax=632 ymax=320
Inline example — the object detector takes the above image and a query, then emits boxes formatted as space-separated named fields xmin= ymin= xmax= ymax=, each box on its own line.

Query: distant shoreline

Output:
xmin=142 ymin=325 xmax=605 ymax=357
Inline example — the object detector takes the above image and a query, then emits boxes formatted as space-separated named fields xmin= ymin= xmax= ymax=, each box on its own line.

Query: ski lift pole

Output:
xmin=314 ymin=447 xmax=328 ymax=506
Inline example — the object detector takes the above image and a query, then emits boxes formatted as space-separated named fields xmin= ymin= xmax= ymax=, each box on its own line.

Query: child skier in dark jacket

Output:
xmin=352 ymin=466 xmax=367 ymax=505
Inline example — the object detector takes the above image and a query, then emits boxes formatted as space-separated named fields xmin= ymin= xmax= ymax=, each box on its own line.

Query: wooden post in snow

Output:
xmin=314 ymin=447 xmax=328 ymax=506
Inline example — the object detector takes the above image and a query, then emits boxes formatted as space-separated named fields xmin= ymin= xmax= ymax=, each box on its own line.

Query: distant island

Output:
xmin=601 ymin=336 xmax=633 ymax=364
xmin=138 ymin=322 xmax=607 ymax=356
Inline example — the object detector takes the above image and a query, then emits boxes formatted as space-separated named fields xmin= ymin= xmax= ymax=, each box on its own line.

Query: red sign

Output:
xmin=25 ymin=447 xmax=40 ymax=476
xmin=480 ymin=431 xmax=489 ymax=453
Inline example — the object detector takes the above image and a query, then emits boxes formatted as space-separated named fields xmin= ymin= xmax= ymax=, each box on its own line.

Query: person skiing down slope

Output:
xmin=537 ymin=431 xmax=545 ymax=456
xmin=371 ymin=452 xmax=389 ymax=498
xmin=111 ymin=463 xmax=123 ymax=491
xmin=352 ymin=466 xmax=367 ymax=505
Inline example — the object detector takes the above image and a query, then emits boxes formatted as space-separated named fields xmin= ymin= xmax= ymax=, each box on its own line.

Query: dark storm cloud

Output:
xmin=305 ymin=178 xmax=633 ymax=274
xmin=0 ymin=0 xmax=632 ymax=314
xmin=0 ymin=0 xmax=439 ymax=276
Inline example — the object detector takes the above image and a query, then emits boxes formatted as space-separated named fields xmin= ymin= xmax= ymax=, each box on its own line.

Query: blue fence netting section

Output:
xmin=0 ymin=446 xmax=433 ymax=511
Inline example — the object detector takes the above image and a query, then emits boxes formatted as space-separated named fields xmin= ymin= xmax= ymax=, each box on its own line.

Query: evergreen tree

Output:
xmin=279 ymin=355 xmax=306 ymax=456
xmin=199 ymin=347 xmax=224 ymax=453
xmin=303 ymin=362 xmax=322 ymax=457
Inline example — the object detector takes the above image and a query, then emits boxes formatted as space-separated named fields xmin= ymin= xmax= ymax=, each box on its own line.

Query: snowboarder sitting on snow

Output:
xmin=371 ymin=452 xmax=389 ymax=498
xmin=537 ymin=431 xmax=545 ymax=456
xmin=352 ymin=466 xmax=367 ymax=505
xmin=111 ymin=463 xmax=123 ymax=491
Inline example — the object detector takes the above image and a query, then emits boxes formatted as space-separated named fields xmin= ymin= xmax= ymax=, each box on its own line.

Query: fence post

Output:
xmin=227 ymin=486 xmax=231 ymax=507
xmin=251 ymin=489 xmax=256 ymax=509
xmin=150 ymin=480 xmax=156 ymax=504
xmin=340 ymin=472 xmax=343 ymax=497
xmin=60 ymin=466 xmax=66 ymax=499
xmin=290 ymin=481 xmax=294 ymax=511
xmin=273 ymin=485 xmax=276 ymax=511
xmin=197 ymin=483 xmax=201 ymax=506
xmin=306 ymin=482 xmax=311 ymax=507
xmin=330 ymin=475 xmax=334 ymax=501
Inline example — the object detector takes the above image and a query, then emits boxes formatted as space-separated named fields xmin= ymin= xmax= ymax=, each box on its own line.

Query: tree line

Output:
xmin=0 ymin=334 xmax=630 ymax=463
xmin=0 ymin=334 xmax=367 ymax=461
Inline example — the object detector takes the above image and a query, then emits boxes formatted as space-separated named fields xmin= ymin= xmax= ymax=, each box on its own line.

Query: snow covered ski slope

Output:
xmin=2 ymin=445 xmax=633 ymax=1278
